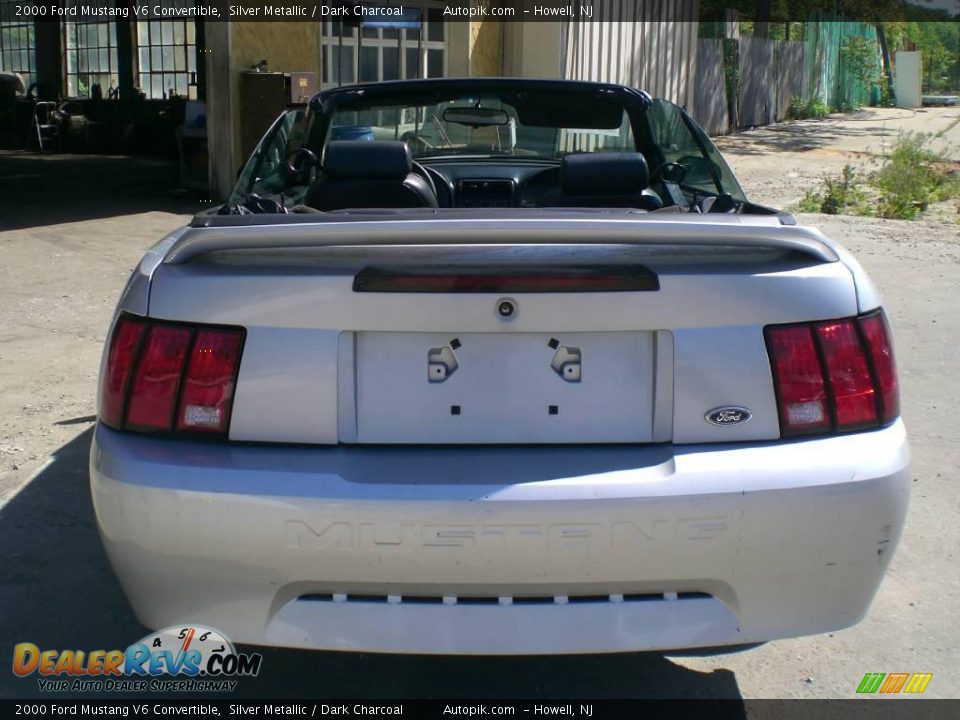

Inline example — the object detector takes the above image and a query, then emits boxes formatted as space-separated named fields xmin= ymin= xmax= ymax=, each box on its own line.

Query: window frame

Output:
xmin=62 ymin=19 xmax=118 ymax=99
xmin=134 ymin=19 xmax=197 ymax=100
xmin=321 ymin=3 xmax=448 ymax=89
xmin=58 ymin=19 xmax=200 ymax=100
xmin=0 ymin=0 xmax=36 ymax=89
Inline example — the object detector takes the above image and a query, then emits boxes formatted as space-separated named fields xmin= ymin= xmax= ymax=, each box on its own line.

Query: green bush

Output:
xmin=797 ymin=189 xmax=823 ymax=213
xmin=799 ymin=165 xmax=867 ymax=215
xmin=796 ymin=135 xmax=960 ymax=220
xmin=787 ymin=96 xmax=831 ymax=120
xmin=875 ymin=133 xmax=959 ymax=220
xmin=821 ymin=166 xmax=866 ymax=214
xmin=788 ymin=96 xmax=806 ymax=120
xmin=807 ymin=99 xmax=830 ymax=118
xmin=877 ymin=78 xmax=894 ymax=108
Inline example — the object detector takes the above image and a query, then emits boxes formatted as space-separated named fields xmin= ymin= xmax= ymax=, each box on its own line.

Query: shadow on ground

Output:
xmin=713 ymin=109 xmax=943 ymax=158
xmin=0 ymin=152 xmax=208 ymax=230
xmin=0 ymin=428 xmax=745 ymax=704
xmin=715 ymin=121 xmax=890 ymax=156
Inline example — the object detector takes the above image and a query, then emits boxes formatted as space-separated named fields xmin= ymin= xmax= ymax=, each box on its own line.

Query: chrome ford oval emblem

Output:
xmin=705 ymin=407 xmax=752 ymax=426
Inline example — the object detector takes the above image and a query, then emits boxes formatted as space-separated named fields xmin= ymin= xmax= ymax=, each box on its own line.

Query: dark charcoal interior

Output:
xmin=305 ymin=141 xmax=667 ymax=212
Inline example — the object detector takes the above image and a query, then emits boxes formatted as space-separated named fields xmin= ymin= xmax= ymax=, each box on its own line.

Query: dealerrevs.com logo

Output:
xmin=13 ymin=625 xmax=262 ymax=693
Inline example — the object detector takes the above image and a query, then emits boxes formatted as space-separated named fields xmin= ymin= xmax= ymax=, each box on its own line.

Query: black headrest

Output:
xmin=561 ymin=152 xmax=650 ymax=196
xmin=323 ymin=141 xmax=412 ymax=181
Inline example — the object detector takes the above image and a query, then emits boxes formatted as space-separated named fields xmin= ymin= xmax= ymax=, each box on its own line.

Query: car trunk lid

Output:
xmin=142 ymin=214 xmax=857 ymax=445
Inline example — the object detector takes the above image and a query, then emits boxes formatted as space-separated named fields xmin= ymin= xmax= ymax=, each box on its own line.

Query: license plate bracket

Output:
xmin=354 ymin=332 xmax=654 ymax=444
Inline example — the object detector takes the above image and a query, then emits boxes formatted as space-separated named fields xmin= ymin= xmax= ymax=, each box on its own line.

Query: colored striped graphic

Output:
xmin=879 ymin=673 xmax=910 ymax=694
xmin=904 ymin=673 xmax=934 ymax=694
xmin=857 ymin=673 xmax=886 ymax=694
xmin=857 ymin=672 xmax=933 ymax=695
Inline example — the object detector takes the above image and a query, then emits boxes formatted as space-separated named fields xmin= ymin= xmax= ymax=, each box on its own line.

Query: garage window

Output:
xmin=63 ymin=20 xmax=118 ymax=98
xmin=321 ymin=4 xmax=447 ymax=89
xmin=136 ymin=20 xmax=197 ymax=99
xmin=0 ymin=0 xmax=36 ymax=89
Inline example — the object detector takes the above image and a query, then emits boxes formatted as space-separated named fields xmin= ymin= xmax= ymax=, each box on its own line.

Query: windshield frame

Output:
xmin=227 ymin=79 xmax=747 ymax=209
xmin=323 ymin=92 xmax=640 ymax=162
xmin=643 ymin=98 xmax=747 ymax=202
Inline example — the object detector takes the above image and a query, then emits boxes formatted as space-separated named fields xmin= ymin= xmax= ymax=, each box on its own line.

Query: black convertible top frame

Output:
xmin=309 ymin=77 xmax=654 ymax=116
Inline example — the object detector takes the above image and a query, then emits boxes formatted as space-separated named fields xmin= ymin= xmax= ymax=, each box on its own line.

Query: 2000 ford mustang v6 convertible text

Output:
xmin=90 ymin=78 xmax=909 ymax=654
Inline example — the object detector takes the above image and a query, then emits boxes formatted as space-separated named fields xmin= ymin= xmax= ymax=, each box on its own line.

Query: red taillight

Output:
xmin=815 ymin=320 xmax=878 ymax=430
xmin=765 ymin=325 xmax=831 ymax=434
xmin=98 ymin=315 xmax=245 ymax=438
xmin=100 ymin=317 xmax=147 ymax=428
xmin=176 ymin=329 xmax=245 ymax=434
xmin=766 ymin=310 xmax=900 ymax=437
xmin=858 ymin=311 xmax=900 ymax=423
xmin=125 ymin=325 xmax=192 ymax=431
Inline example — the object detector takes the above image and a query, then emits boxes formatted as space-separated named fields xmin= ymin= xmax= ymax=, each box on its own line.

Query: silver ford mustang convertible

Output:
xmin=90 ymin=78 xmax=909 ymax=654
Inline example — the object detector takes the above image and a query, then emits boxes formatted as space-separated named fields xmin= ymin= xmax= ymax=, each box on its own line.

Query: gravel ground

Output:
xmin=0 ymin=110 xmax=958 ymax=699
xmin=715 ymin=106 xmax=960 ymax=211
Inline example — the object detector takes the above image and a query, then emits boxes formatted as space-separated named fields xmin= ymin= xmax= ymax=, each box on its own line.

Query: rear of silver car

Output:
xmin=90 ymin=214 xmax=910 ymax=654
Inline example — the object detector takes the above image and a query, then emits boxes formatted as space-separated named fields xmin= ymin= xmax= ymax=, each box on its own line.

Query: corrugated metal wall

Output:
xmin=737 ymin=39 xmax=808 ymax=127
xmin=701 ymin=38 xmax=808 ymax=133
xmin=561 ymin=13 xmax=873 ymax=136
xmin=562 ymin=7 xmax=699 ymax=111
xmin=693 ymin=38 xmax=729 ymax=135
xmin=738 ymin=37 xmax=776 ymax=127
xmin=775 ymin=41 xmax=809 ymax=120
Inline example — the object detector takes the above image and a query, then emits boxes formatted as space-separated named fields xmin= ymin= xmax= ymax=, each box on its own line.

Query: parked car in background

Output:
xmin=90 ymin=79 xmax=909 ymax=654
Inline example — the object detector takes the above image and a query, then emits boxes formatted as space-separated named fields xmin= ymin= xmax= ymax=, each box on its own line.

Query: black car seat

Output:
xmin=541 ymin=152 xmax=663 ymax=210
xmin=306 ymin=140 xmax=438 ymax=210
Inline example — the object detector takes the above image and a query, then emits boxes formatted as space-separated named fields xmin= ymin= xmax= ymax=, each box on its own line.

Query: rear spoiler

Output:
xmin=164 ymin=216 xmax=839 ymax=265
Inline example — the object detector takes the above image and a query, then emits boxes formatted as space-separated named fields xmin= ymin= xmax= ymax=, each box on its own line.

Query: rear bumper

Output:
xmin=90 ymin=421 xmax=910 ymax=654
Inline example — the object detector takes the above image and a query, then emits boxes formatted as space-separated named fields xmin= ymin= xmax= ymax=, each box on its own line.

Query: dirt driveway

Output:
xmin=715 ymin=106 xmax=960 ymax=210
xmin=1 ymin=111 xmax=958 ymax=699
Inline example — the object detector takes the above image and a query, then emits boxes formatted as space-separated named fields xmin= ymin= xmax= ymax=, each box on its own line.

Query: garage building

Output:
xmin=0 ymin=1 xmax=699 ymax=199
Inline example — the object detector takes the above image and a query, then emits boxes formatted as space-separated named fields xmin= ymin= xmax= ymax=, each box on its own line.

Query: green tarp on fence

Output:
xmin=807 ymin=19 xmax=882 ymax=110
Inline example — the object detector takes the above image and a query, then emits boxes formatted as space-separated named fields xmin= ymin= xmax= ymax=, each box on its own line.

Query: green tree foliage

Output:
xmin=879 ymin=11 xmax=959 ymax=94
xmin=902 ymin=22 xmax=959 ymax=94
xmin=840 ymin=34 xmax=882 ymax=109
